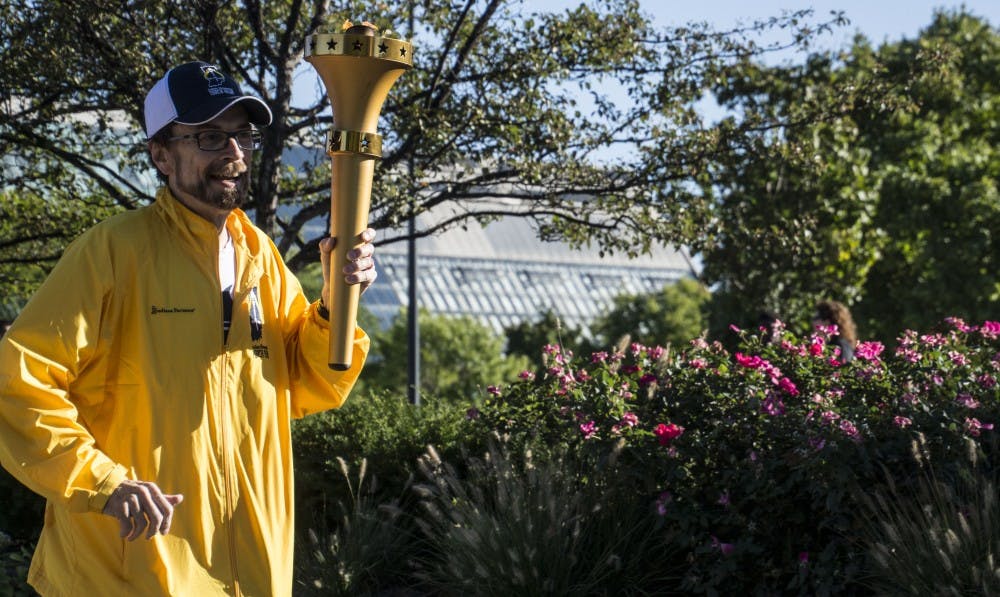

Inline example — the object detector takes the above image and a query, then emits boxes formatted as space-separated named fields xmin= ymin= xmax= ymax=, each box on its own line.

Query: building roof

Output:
xmin=363 ymin=202 xmax=695 ymax=336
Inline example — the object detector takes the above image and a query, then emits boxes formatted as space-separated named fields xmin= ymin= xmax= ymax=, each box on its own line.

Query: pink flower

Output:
xmin=980 ymin=321 xmax=1000 ymax=339
xmin=575 ymin=369 xmax=591 ymax=382
xmin=896 ymin=347 xmax=922 ymax=363
xmin=814 ymin=323 xmax=840 ymax=337
xmin=639 ymin=373 xmax=658 ymax=385
xmin=956 ymin=393 xmax=980 ymax=409
xmin=946 ymin=317 xmax=973 ymax=332
xmin=762 ymin=393 xmax=786 ymax=416
xmin=711 ymin=536 xmax=735 ymax=555
xmin=487 ymin=385 xmax=501 ymax=396
xmin=949 ymin=351 xmax=969 ymax=367
xmin=518 ymin=370 xmax=535 ymax=380
xmin=821 ymin=410 xmax=840 ymax=425
xmin=893 ymin=416 xmax=912 ymax=429
xmin=648 ymin=346 xmax=666 ymax=359
xmin=839 ymin=419 xmax=860 ymax=440
xmin=965 ymin=417 xmax=994 ymax=437
xmin=855 ymin=341 xmax=885 ymax=361
xmin=655 ymin=491 xmax=672 ymax=516
xmin=621 ymin=364 xmax=641 ymax=375
xmin=590 ymin=351 xmax=609 ymax=363
xmin=777 ymin=377 xmax=799 ymax=396
xmin=735 ymin=352 xmax=764 ymax=368
xmin=688 ymin=358 xmax=708 ymax=369
xmin=809 ymin=338 xmax=825 ymax=357
xmin=654 ymin=423 xmax=685 ymax=446
xmin=920 ymin=333 xmax=948 ymax=347
xmin=621 ymin=412 xmax=639 ymax=428
xmin=729 ymin=324 xmax=741 ymax=333
xmin=978 ymin=374 xmax=996 ymax=389
xmin=465 ymin=407 xmax=480 ymax=420
xmin=579 ymin=420 xmax=597 ymax=440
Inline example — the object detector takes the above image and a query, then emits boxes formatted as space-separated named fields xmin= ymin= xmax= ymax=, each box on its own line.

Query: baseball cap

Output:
xmin=144 ymin=61 xmax=272 ymax=139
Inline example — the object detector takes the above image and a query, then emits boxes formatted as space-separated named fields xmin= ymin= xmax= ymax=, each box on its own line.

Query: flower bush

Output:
xmin=473 ymin=318 xmax=1000 ymax=594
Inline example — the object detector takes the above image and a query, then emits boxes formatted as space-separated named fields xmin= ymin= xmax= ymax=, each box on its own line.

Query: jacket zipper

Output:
xmin=219 ymin=232 xmax=243 ymax=597
xmin=220 ymin=349 xmax=242 ymax=597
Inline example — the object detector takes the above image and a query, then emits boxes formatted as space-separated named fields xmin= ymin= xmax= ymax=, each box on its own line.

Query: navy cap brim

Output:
xmin=173 ymin=95 xmax=272 ymax=128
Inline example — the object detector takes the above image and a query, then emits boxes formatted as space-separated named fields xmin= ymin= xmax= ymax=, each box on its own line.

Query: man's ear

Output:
xmin=148 ymin=141 xmax=173 ymax=177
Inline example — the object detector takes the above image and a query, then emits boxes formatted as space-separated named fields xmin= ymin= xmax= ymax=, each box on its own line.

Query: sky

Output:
xmin=542 ymin=1 xmax=998 ymax=52
xmin=295 ymin=1 xmax=998 ymax=107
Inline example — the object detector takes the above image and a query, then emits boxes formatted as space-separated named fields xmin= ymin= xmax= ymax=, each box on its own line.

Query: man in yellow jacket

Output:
xmin=0 ymin=61 xmax=376 ymax=596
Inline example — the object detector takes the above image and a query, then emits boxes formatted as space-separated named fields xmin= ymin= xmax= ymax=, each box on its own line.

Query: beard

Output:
xmin=177 ymin=165 xmax=250 ymax=210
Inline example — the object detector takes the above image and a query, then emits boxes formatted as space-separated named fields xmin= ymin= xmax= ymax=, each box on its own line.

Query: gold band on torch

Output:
xmin=305 ymin=23 xmax=413 ymax=370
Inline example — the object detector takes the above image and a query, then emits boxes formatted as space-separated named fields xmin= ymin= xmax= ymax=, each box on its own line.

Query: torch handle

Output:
xmin=327 ymin=153 xmax=376 ymax=370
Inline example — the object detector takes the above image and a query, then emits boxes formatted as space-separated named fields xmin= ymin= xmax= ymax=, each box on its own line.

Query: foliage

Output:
xmin=589 ymin=278 xmax=711 ymax=352
xmin=1 ymin=0 xmax=851 ymax=299
xmin=856 ymin=437 xmax=1000 ymax=595
xmin=367 ymin=308 xmax=530 ymax=401
xmin=0 ymin=190 xmax=116 ymax=305
xmin=410 ymin=440 xmax=683 ymax=595
xmin=292 ymin=389 xmax=469 ymax=526
xmin=504 ymin=309 xmax=586 ymax=371
xmin=294 ymin=458 xmax=412 ymax=596
xmin=0 ymin=468 xmax=44 ymax=543
xmin=700 ymin=10 xmax=1000 ymax=341
xmin=0 ymin=531 xmax=33 ymax=597
xmin=472 ymin=316 xmax=1000 ymax=593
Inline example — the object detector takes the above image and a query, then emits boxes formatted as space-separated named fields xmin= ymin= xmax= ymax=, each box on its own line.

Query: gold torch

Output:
xmin=305 ymin=21 xmax=413 ymax=370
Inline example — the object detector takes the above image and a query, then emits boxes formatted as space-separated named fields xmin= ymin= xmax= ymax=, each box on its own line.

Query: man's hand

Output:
xmin=319 ymin=228 xmax=378 ymax=304
xmin=102 ymin=479 xmax=184 ymax=541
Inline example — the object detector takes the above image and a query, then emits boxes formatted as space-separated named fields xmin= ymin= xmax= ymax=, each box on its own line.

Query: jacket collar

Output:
xmin=152 ymin=188 xmax=265 ymax=287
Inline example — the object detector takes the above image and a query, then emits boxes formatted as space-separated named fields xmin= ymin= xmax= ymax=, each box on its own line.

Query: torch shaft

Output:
xmin=327 ymin=153 xmax=376 ymax=370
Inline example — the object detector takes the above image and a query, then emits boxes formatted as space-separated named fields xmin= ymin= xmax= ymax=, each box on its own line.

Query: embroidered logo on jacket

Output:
xmin=151 ymin=306 xmax=196 ymax=315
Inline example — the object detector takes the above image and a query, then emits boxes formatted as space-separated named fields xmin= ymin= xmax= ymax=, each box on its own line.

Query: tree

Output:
xmin=589 ymin=277 xmax=710 ymax=350
xmin=504 ymin=308 xmax=586 ymax=369
xmin=0 ymin=0 xmax=848 ymax=303
xmin=699 ymin=9 xmax=998 ymax=341
xmin=366 ymin=308 xmax=529 ymax=401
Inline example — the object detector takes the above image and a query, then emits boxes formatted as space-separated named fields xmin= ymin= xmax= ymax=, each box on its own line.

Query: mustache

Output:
xmin=211 ymin=165 xmax=247 ymax=178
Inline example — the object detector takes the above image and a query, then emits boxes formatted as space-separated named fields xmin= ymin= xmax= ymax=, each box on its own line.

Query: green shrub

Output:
xmin=294 ymin=458 xmax=413 ymax=596
xmin=410 ymin=440 xmax=684 ymax=596
xmin=292 ymin=390 xmax=470 ymax=530
xmin=0 ymin=470 xmax=44 ymax=542
xmin=857 ymin=435 xmax=1000 ymax=595
xmin=0 ymin=531 xmax=35 ymax=597
xmin=471 ymin=317 xmax=1000 ymax=594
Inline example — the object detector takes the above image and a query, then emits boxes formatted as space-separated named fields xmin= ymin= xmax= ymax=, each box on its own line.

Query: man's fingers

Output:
xmin=144 ymin=485 xmax=175 ymax=537
xmin=118 ymin=500 xmax=133 ymax=538
xmin=105 ymin=481 xmax=182 ymax=541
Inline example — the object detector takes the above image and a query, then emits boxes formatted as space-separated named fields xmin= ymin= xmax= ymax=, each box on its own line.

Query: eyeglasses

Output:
xmin=167 ymin=129 xmax=262 ymax=151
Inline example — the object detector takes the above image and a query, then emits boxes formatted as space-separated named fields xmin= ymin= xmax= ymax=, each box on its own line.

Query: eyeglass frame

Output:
xmin=166 ymin=128 xmax=263 ymax=151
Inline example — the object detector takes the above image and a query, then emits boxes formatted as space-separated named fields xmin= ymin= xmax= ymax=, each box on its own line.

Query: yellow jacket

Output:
xmin=0 ymin=188 xmax=368 ymax=596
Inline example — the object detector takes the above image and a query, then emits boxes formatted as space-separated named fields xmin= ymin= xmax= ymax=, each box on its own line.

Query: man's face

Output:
xmin=151 ymin=105 xmax=253 ymax=216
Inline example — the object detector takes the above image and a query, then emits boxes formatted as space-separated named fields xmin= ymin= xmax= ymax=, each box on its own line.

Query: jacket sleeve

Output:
xmin=0 ymin=229 xmax=128 ymax=513
xmin=265 ymin=240 xmax=370 ymax=419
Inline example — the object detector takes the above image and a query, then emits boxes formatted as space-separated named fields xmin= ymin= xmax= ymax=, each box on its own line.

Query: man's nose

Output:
xmin=221 ymin=136 xmax=245 ymax=159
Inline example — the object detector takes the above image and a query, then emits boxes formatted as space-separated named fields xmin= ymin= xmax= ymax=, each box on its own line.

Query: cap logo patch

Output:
xmin=201 ymin=65 xmax=235 ymax=96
